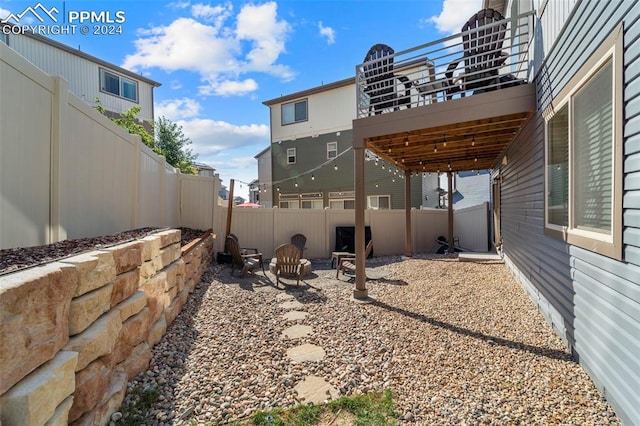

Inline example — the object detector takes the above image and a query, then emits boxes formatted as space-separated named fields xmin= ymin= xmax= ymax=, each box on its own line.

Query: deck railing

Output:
xmin=356 ymin=11 xmax=535 ymax=118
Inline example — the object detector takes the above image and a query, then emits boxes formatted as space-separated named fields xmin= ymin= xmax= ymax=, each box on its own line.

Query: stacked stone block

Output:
xmin=0 ymin=229 xmax=215 ymax=425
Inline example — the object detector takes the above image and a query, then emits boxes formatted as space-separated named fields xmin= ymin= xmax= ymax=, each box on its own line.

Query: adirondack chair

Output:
xmin=445 ymin=8 xmax=511 ymax=98
xmin=273 ymin=243 xmax=303 ymax=286
xmin=290 ymin=233 xmax=307 ymax=254
xmin=336 ymin=240 xmax=373 ymax=279
xmin=225 ymin=233 xmax=259 ymax=255
xmin=226 ymin=235 xmax=264 ymax=277
xmin=362 ymin=43 xmax=412 ymax=115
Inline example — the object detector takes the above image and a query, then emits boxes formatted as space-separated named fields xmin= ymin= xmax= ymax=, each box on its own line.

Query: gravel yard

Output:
xmin=121 ymin=255 xmax=620 ymax=425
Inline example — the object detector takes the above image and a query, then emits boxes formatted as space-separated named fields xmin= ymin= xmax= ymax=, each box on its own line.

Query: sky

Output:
xmin=0 ymin=0 xmax=483 ymax=199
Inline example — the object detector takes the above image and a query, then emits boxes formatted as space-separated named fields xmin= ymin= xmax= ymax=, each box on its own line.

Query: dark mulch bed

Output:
xmin=0 ymin=227 xmax=207 ymax=276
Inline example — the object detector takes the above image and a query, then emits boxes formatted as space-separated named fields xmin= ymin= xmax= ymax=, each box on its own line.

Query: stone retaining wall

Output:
xmin=0 ymin=229 xmax=214 ymax=425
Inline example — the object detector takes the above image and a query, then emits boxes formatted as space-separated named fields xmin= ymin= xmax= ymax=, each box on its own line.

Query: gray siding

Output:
xmin=501 ymin=1 xmax=640 ymax=423
xmin=271 ymin=130 xmax=423 ymax=209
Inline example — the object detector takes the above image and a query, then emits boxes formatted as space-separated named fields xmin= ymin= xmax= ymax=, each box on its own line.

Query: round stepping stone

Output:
xmin=283 ymin=310 xmax=308 ymax=321
xmin=276 ymin=293 xmax=295 ymax=301
xmin=279 ymin=300 xmax=304 ymax=310
xmin=282 ymin=324 xmax=313 ymax=339
xmin=287 ymin=343 xmax=325 ymax=363
xmin=294 ymin=376 xmax=339 ymax=404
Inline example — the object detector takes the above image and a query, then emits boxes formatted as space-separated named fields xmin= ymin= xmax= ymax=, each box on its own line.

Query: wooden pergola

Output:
xmin=351 ymin=83 xmax=536 ymax=299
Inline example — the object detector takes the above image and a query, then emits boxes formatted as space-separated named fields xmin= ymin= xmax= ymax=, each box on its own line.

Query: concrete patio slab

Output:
xmin=294 ymin=375 xmax=339 ymax=404
xmin=283 ymin=310 xmax=308 ymax=321
xmin=287 ymin=344 xmax=325 ymax=363
xmin=282 ymin=325 xmax=312 ymax=339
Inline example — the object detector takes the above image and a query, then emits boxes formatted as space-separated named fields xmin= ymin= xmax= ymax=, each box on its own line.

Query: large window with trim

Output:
xmin=544 ymin=25 xmax=622 ymax=260
xmin=282 ymin=99 xmax=307 ymax=125
xmin=100 ymin=69 xmax=138 ymax=102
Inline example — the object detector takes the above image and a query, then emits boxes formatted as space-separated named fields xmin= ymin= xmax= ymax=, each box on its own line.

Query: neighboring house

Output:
xmin=439 ymin=170 xmax=490 ymax=209
xmin=219 ymin=184 xmax=229 ymax=200
xmin=193 ymin=162 xmax=215 ymax=177
xmin=349 ymin=0 xmax=640 ymax=423
xmin=262 ymin=76 xmax=436 ymax=209
xmin=254 ymin=146 xmax=273 ymax=207
xmin=248 ymin=179 xmax=260 ymax=204
xmin=0 ymin=23 xmax=160 ymax=128
xmin=233 ymin=196 xmax=246 ymax=205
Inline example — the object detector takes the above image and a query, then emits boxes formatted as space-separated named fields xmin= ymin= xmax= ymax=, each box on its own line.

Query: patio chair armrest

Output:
xmin=241 ymin=247 xmax=259 ymax=254
xmin=338 ymin=256 xmax=356 ymax=268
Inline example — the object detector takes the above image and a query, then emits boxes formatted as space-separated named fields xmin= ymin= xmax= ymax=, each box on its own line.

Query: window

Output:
xmin=329 ymin=199 xmax=355 ymax=209
xmin=100 ymin=69 xmax=138 ymax=102
xmin=279 ymin=193 xmax=299 ymax=208
xmin=301 ymin=192 xmax=323 ymax=209
xmin=544 ymin=26 xmax=622 ymax=260
xmin=327 ymin=142 xmax=337 ymax=159
xmin=282 ymin=99 xmax=308 ymax=125
xmin=368 ymin=195 xmax=390 ymax=209
xmin=287 ymin=148 xmax=296 ymax=164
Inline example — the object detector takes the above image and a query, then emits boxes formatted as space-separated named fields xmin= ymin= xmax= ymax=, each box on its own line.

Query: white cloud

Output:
xmin=155 ymin=98 xmax=201 ymax=120
xmin=179 ymin=118 xmax=269 ymax=154
xmin=426 ymin=0 xmax=482 ymax=34
xmin=123 ymin=1 xmax=293 ymax=97
xmin=198 ymin=78 xmax=258 ymax=97
xmin=0 ymin=8 xmax=10 ymax=19
xmin=318 ymin=21 xmax=335 ymax=44
xmin=170 ymin=80 xmax=182 ymax=90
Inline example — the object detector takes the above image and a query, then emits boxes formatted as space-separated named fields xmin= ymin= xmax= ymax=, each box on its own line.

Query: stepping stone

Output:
xmin=294 ymin=376 xmax=339 ymax=404
xmin=287 ymin=344 xmax=325 ymax=363
xmin=279 ymin=300 xmax=304 ymax=310
xmin=276 ymin=293 xmax=295 ymax=301
xmin=282 ymin=325 xmax=312 ymax=339
xmin=283 ymin=310 xmax=308 ymax=321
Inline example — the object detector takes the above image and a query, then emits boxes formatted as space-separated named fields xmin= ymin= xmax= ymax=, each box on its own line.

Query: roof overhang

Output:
xmin=353 ymin=83 xmax=536 ymax=173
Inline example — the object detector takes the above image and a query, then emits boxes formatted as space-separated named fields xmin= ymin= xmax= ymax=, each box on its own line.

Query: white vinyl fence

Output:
xmin=213 ymin=204 xmax=490 ymax=259
xmin=0 ymin=41 xmax=219 ymax=249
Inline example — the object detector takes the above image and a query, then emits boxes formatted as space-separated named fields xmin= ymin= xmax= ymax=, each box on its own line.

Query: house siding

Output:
xmin=271 ymin=130 xmax=422 ymax=209
xmin=4 ymin=32 xmax=155 ymax=123
xmin=501 ymin=0 xmax=640 ymax=423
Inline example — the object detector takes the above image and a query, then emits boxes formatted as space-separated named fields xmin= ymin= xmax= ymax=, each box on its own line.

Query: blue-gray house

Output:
xmin=349 ymin=0 xmax=640 ymax=423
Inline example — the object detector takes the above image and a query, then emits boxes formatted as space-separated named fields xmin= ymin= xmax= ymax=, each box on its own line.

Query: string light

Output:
xmin=433 ymin=144 xmax=437 ymax=153
xmin=311 ymin=174 xmax=315 ymax=180
xmin=471 ymin=135 xmax=475 ymax=147
xmin=442 ymin=134 xmax=447 ymax=147
xmin=334 ymin=162 xmax=338 ymax=171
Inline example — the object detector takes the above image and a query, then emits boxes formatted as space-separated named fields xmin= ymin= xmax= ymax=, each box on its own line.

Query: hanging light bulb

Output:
xmin=474 ymin=156 xmax=478 ymax=162
xmin=443 ymin=134 xmax=447 ymax=147
xmin=277 ymin=186 xmax=280 ymax=192
xmin=405 ymin=139 xmax=409 ymax=147
xmin=392 ymin=178 xmax=395 ymax=183
xmin=472 ymin=135 xmax=476 ymax=147
xmin=381 ymin=164 xmax=385 ymax=170
xmin=334 ymin=162 xmax=338 ymax=171
xmin=311 ymin=174 xmax=315 ymax=181
xmin=375 ymin=183 xmax=379 ymax=188
xmin=433 ymin=144 xmax=437 ymax=153
xmin=448 ymin=161 xmax=451 ymax=169
xmin=294 ymin=181 xmax=298 ymax=187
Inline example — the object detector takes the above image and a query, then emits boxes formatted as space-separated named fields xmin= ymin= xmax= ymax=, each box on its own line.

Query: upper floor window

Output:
xmin=282 ymin=99 xmax=307 ymax=125
xmin=544 ymin=25 xmax=622 ymax=260
xmin=287 ymin=148 xmax=296 ymax=164
xmin=100 ymin=69 xmax=138 ymax=102
xmin=327 ymin=142 xmax=337 ymax=159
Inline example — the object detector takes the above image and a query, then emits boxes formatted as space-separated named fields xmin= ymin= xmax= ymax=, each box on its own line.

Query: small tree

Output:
xmin=93 ymin=98 xmax=153 ymax=148
xmin=154 ymin=116 xmax=197 ymax=174
xmin=94 ymin=98 xmax=196 ymax=174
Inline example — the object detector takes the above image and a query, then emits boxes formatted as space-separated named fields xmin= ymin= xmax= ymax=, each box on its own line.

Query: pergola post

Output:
xmin=447 ymin=171 xmax=454 ymax=254
xmin=404 ymin=170 xmax=412 ymax=257
xmin=353 ymin=142 xmax=368 ymax=299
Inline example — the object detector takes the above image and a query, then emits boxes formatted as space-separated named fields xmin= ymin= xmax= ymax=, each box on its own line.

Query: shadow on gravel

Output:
xmin=371 ymin=299 xmax=574 ymax=362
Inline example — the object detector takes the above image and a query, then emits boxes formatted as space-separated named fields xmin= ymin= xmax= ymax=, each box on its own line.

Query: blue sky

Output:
xmin=1 ymin=0 xmax=482 ymax=198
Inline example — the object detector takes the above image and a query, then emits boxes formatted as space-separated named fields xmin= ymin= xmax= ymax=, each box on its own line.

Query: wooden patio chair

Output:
xmin=226 ymin=233 xmax=259 ymax=255
xmin=274 ymin=243 xmax=303 ymax=286
xmin=226 ymin=235 xmax=264 ymax=277
xmin=445 ymin=8 xmax=515 ymax=98
xmin=290 ymin=233 xmax=307 ymax=254
xmin=336 ymin=240 xmax=373 ymax=279
xmin=362 ymin=44 xmax=412 ymax=115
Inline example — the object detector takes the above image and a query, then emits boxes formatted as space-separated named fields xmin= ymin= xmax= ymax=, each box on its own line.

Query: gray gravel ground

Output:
xmin=119 ymin=254 xmax=621 ymax=425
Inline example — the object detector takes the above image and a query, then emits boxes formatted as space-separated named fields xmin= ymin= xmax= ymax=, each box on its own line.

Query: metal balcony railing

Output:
xmin=355 ymin=11 xmax=535 ymax=118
